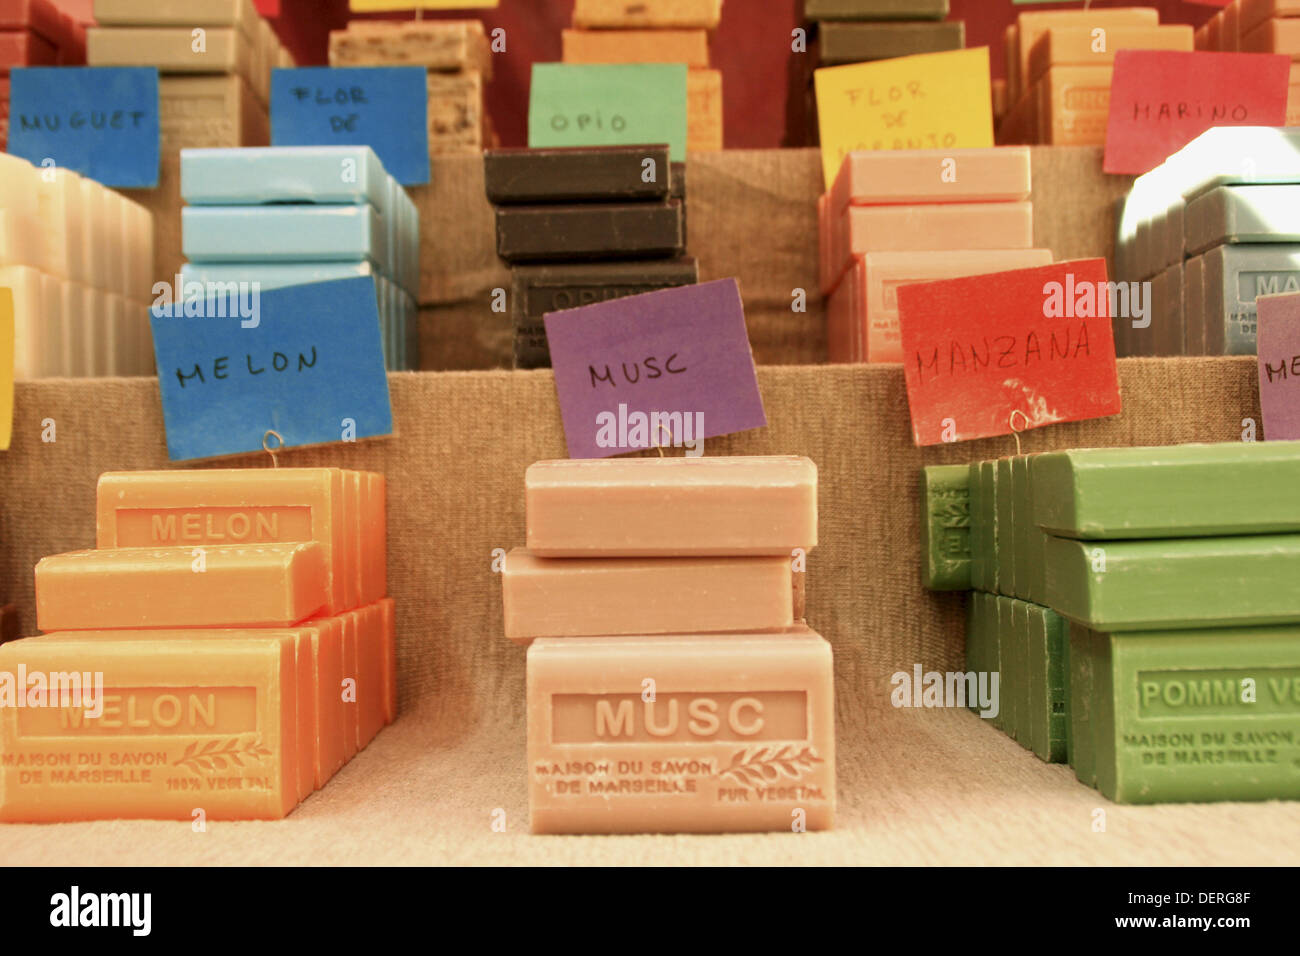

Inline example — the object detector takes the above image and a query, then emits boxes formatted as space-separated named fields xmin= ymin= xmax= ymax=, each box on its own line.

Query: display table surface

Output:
xmin=1 ymin=362 xmax=1293 ymax=865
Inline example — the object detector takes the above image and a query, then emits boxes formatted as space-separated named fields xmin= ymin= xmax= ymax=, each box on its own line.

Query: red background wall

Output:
xmin=63 ymin=0 xmax=1227 ymax=148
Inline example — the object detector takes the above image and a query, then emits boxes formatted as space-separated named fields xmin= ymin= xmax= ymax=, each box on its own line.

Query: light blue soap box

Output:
xmin=180 ymin=146 xmax=392 ymax=213
xmin=182 ymin=205 xmax=389 ymax=269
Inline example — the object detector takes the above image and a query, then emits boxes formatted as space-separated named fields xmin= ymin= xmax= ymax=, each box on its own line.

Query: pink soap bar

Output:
xmin=830 ymin=147 xmax=1031 ymax=214
xmin=502 ymin=548 xmax=794 ymax=645
xmin=845 ymin=248 xmax=1055 ymax=363
xmin=832 ymin=201 xmax=1034 ymax=282
xmin=525 ymin=457 xmax=818 ymax=557
xmin=0 ymin=0 xmax=60 ymax=38
xmin=0 ymin=28 xmax=56 ymax=70
xmin=527 ymin=626 xmax=836 ymax=834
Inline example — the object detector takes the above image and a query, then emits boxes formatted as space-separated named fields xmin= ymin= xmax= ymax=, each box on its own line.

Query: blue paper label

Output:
xmin=150 ymin=276 xmax=394 ymax=461
xmin=271 ymin=66 xmax=430 ymax=186
xmin=6 ymin=67 xmax=160 ymax=188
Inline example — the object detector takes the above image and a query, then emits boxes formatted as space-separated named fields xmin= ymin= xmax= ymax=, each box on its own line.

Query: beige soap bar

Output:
xmin=527 ymin=626 xmax=835 ymax=834
xmin=92 ymin=0 xmax=259 ymax=36
xmin=159 ymin=75 xmax=269 ymax=150
xmin=427 ymin=70 xmax=485 ymax=156
xmin=687 ymin=68 xmax=723 ymax=152
xmin=502 ymin=548 xmax=793 ymax=644
xmin=87 ymin=26 xmax=254 ymax=79
xmin=573 ymin=0 xmax=723 ymax=29
xmin=525 ymin=456 xmax=818 ymax=557
xmin=329 ymin=20 xmax=492 ymax=77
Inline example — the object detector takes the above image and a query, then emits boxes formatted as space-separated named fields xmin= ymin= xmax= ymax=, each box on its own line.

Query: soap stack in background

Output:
xmin=89 ymin=0 xmax=288 ymax=151
xmin=564 ymin=0 xmax=724 ymax=152
xmin=329 ymin=18 xmax=495 ymax=157
xmin=821 ymin=147 xmax=1051 ymax=363
xmin=1113 ymin=126 xmax=1300 ymax=357
xmin=0 ymin=467 xmax=395 ymax=822
xmin=997 ymin=7 xmax=1191 ymax=147
xmin=484 ymin=144 xmax=694 ymax=369
xmin=1 ymin=0 xmax=87 ymax=150
xmin=502 ymin=456 xmax=834 ymax=834
xmin=922 ymin=441 xmax=1300 ymax=804
xmin=178 ymin=145 xmax=420 ymax=370
xmin=0 ymin=153 xmax=155 ymax=378
xmin=1198 ymin=0 xmax=1300 ymax=125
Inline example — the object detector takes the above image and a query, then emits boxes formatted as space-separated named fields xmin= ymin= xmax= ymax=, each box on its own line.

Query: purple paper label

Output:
xmin=1257 ymin=292 xmax=1300 ymax=441
xmin=543 ymin=278 xmax=767 ymax=459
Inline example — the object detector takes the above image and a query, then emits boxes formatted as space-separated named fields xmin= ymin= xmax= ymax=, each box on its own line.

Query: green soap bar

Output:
xmin=1025 ymin=458 xmax=1049 ymax=605
xmin=967 ymin=463 xmax=985 ymax=591
xmin=1031 ymin=441 xmax=1300 ymax=539
xmin=1092 ymin=624 xmax=1300 ymax=803
xmin=1045 ymin=608 xmax=1069 ymax=763
xmin=982 ymin=592 xmax=1002 ymax=727
xmin=1059 ymin=613 xmax=1072 ymax=767
xmin=981 ymin=461 xmax=999 ymax=596
xmin=805 ymin=0 xmax=949 ymax=21
xmin=1012 ymin=456 xmax=1031 ymax=600
xmin=1046 ymin=534 xmax=1300 ymax=631
xmin=920 ymin=465 xmax=971 ymax=590
xmin=1093 ymin=628 xmax=1117 ymax=800
xmin=964 ymin=592 xmax=980 ymax=713
xmin=1068 ymin=622 xmax=1096 ymax=786
xmin=996 ymin=459 xmax=1015 ymax=597
xmin=1011 ymin=598 xmax=1031 ymax=746
xmin=1027 ymin=602 xmax=1048 ymax=758
xmin=989 ymin=593 xmax=1006 ymax=732
xmin=998 ymin=595 xmax=1017 ymax=742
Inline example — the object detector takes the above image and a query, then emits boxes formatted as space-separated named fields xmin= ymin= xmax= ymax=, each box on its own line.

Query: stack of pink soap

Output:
xmin=502 ymin=456 xmax=837 ymax=834
xmin=0 ymin=0 xmax=87 ymax=149
xmin=819 ymin=147 xmax=1052 ymax=364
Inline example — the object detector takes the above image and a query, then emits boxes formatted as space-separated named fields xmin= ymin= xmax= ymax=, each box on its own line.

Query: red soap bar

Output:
xmin=0 ymin=0 xmax=60 ymax=40
xmin=0 ymin=28 xmax=57 ymax=70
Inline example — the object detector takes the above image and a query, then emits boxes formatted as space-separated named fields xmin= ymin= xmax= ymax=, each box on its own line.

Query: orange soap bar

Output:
xmin=561 ymin=28 xmax=710 ymax=67
xmin=502 ymin=548 xmax=794 ymax=645
xmin=1015 ymin=7 xmax=1157 ymax=93
xmin=1026 ymin=25 xmax=1193 ymax=84
xmin=830 ymin=147 xmax=1031 ymax=212
xmin=34 ymin=543 xmax=327 ymax=631
xmin=355 ymin=602 xmax=384 ymax=748
xmin=834 ymin=201 xmax=1033 ymax=277
xmin=378 ymin=596 xmax=396 ymax=724
xmin=339 ymin=609 xmax=360 ymax=760
xmin=303 ymin=615 xmax=346 ymax=788
xmin=572 ymin=0 xmax=721 ymax=29
xmin=341 ymin=472 xmax=361 ymax=612
xmin=687 ymin=68 xmax=723 ymax=152
xmin=527 ymin=626 xmax=836 ymax=834
xmin=844 ymin=248 xmax=1055 ymax=363
xmin=1242 ymin=17 xmax=1300 ymax=57
xmin=525 ymin=457 xmax=818 ymax=557
xmin=359 ymin=471 xmax=387 ymax=605
xmin=96 ymin=468 xmax=349 ymax=614
xmin=1242 ymin=0 xmax=1300 ymax=35
xmin=1037 ymin=64 xmax=1112 ymax=146
xmin=0 ymin=630 xmax=301 ymax=821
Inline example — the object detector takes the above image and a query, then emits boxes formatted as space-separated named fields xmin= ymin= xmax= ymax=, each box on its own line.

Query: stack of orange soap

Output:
xmin=1202 ymin=0 xmax=1300 ymax=125
xmin=563 ymin=0 xmax=724 ymax=152
xmin=502 ymin=456 xmax=835 ymax=834
xmin=820 ymin=147 xmax=1051 ymax=363
xmin=329 ymin=18 xmax=495 ymax=155
xmin=997 ymin=7 xmax=1191 ymax=146
xmin=0 ymin=467 xmax=394 ymax=822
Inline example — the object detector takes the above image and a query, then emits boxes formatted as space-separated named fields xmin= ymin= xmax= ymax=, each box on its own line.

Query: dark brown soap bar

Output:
xmin=485 ymin=145 xmax=672 ymax=204
xmin=670 ymin=162 xmax=686 ymax=201
xmin=804 ymin=0 xmax=949 ymax=21
xmin=512 ymin=257 xmax=700 ymax=368
xmin=818 ymin=20 xmax=965 ymax=65
xmin=496 ymin=201 xmax=686 ymax=263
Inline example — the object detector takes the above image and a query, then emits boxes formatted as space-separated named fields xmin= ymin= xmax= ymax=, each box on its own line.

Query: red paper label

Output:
xmin=897 ymin=259 xmax=1122 ymax=447
xmin=1103 ymin=50 xmax=1289 ymax=176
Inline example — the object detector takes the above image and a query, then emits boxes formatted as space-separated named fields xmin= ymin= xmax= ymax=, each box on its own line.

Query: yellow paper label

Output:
xmin=814 ymin=47 xmax=995 ymax=191
xmin=0 ymin=287 xmax=12 ymax=451
xmin=349 ymin=0 xmax=497 ymax=9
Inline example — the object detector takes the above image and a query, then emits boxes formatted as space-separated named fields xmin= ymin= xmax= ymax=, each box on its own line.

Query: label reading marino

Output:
xmin=897 ymin=258 xmax=1122 ymax=446
xmin=150 ymin=277 xmax=393 ymax=461
xmin=271 ymin=66 xmax=429 ymax=185
xmin=7 ymin=67 xmax=160 ymax=188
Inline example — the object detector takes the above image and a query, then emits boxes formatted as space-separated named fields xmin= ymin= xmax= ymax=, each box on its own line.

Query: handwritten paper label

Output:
xmin=271 ymin=67 xmax=429 ymax=185
xmin=1256 ymin=292 xmax=1300 ymax=440
xmin=150 ymin=277 xmax=393 ymax=461
xmin=897 ymin=259 xmax=1122 ymax=446
xmin=529 ymin=63 xmax=688 ymax=163
xmin=7 ymin=67 xmax=159 ymax=188
xmin=0 ymin=288 xmax=12 ymax=452
xmin=544 ymin=278 xmax=766 ymax=459
xmin=813 ymin=48 xmax=993 ymax=191
xmin=1103 ymin=51 xmax=1289 ymax=176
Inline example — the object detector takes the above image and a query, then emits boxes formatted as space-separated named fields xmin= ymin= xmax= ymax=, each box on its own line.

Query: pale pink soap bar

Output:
xmin=502 ymin=548 xmax=794 ymax=645
xmin=527 ymin=626 xmax=835 ymax=834
xmin=830 ymin=147 xmax=1031 ymax=214
xmin=834 ymin=201 xmax=1034 ymax=276
xmin=525 ymin=456 xmax=818 ymax=557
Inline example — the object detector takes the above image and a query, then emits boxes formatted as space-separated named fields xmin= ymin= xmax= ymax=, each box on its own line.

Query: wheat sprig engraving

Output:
xmin=717 ymin=745 xmax=823 ymax=788
xmin=173 ymin=736 xmax=272 ymax=773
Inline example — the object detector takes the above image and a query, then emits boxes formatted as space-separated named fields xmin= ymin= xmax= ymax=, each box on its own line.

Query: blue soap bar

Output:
xmin=182 ymin=204 xmax=388 ymax=267
xmin=180 ymin=146 xmax=392 ymax=212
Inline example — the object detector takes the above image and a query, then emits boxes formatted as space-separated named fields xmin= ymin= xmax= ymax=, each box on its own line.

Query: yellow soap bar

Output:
xmin=0 ymin=630 xmax=301 ymax=821
xmin=35 ymin=543 xmax=327 ymax=631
